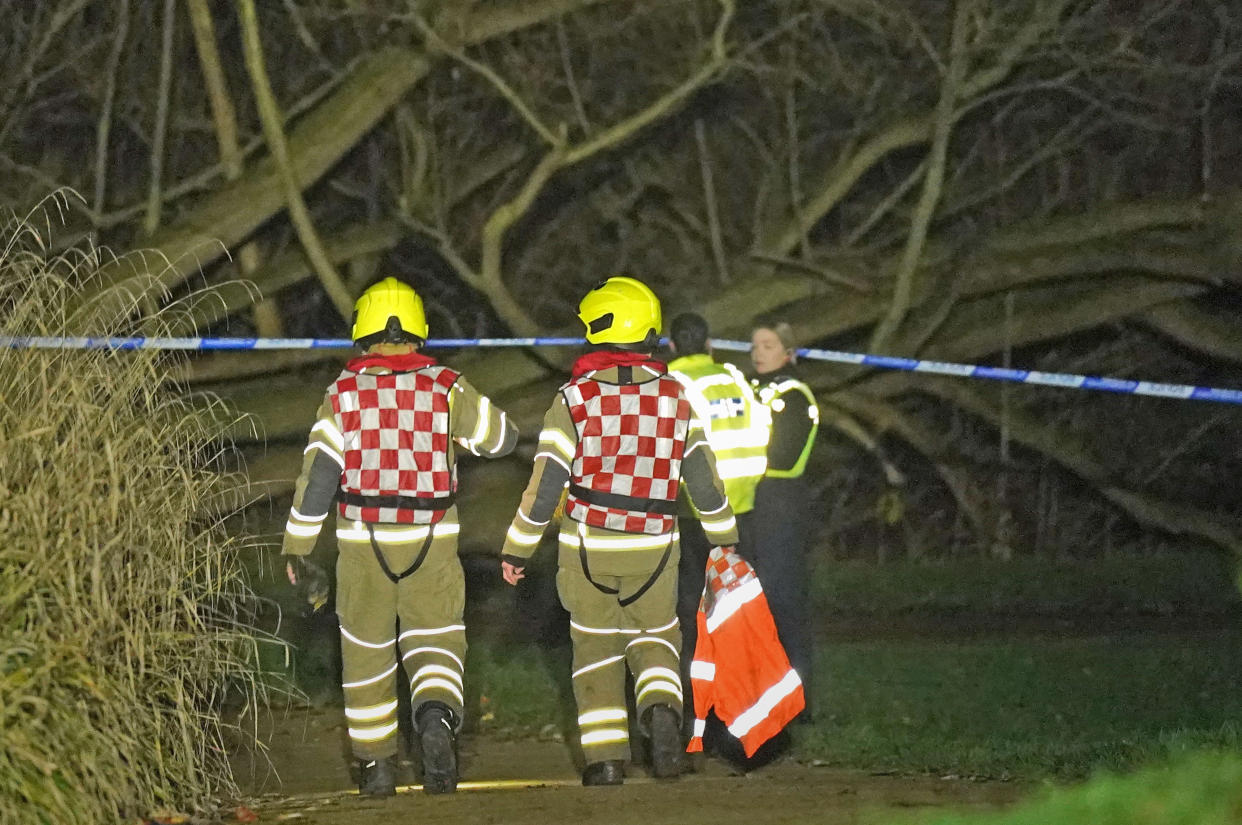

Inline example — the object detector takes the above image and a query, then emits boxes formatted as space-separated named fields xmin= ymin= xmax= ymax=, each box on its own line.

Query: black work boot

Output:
xmin=357 ymin=756 xmax=397 ymax=797
xmin=415 ymin=703 xmax=458 ymax=795
xmin=647 ymin=704 xmax=683 ymax=779
xmin=581 ymin=760 xmax=625 ymax=786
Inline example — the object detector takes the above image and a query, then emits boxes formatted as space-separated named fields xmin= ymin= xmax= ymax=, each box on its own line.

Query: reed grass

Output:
xmin=0 ymin=202 xmax=263 ymax=824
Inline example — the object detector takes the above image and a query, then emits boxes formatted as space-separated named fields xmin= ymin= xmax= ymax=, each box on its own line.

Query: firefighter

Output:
xmin=666 ymin=312 xmax=768 ymax=732
xmin=282 ymin=277 xmax=518 ymax=797
xmin=500 ymin=277 xmax=738 ymax=786
xmin=747 ymin=320 xmax=819 ymax=722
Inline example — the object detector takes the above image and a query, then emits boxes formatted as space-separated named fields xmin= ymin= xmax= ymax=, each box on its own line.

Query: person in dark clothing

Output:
xmin=746 ymin=321 xmax=819 ymax=722
xmin=666 ymin=313 xmax=768 ymax=738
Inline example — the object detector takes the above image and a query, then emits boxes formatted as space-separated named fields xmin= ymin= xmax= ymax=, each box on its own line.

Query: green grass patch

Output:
xmin=814 ymin=553 xmax=1241 ymax=616
xmin=799 ymin=630 xmax=1242 ymax=778
xmin=465 ymin=637 xmax=574 ymax=737
xmin=899 ymin=750 xmax=1242 ymax=825
xmin=414 ymin=628 xmax=1242 ymax=781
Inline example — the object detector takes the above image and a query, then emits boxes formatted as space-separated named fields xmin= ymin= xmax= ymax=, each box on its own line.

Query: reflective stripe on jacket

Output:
xmin=668 ymin=353 xmax=768 ymax=514
xmin=562 ymin=367 xmax=691 ymax=535
xmin=755 ymin=377 xmax=819 ymax=479
xmin=330 ymin=364 xmax=460 ymax=524
xmin=686 ymin=546 xmax=804 ymax=757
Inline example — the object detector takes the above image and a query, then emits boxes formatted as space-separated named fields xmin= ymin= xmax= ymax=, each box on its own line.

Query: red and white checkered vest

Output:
xmin=562 ymin=372 xmax=690 ymax=535
xmin=328 ymin=364 xmax=460 ymax=524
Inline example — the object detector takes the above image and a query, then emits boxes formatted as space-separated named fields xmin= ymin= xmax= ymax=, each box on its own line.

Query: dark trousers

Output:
xmin=676 ymin=516 xmax=711 ymax=730
xmin=741 ymin=477 xmax=814 ymax=719
xmin=676 ymin=511 xmax=758 ymax=732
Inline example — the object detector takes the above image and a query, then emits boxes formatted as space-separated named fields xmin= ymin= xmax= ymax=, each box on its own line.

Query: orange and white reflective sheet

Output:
xmin=686 ymin=547 xmax=805 ymax=758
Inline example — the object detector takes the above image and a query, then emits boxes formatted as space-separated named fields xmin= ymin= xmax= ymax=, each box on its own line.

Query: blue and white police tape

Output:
xmin=2 ymin=334 xmax=1239 ymax=406
xmin=0 ymin=335 xmax=585 ymax=351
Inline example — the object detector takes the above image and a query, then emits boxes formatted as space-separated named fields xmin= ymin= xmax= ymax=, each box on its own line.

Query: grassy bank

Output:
xmin=253 ymin=522 xmax=1242 ymax=781
xmin=459 ymin=626 xmax=1242 ymax=779
xmin=813 ymin=552 xmax=1241 ymax=617
xmin=902 ymin=751 xmax=1242 ymax=825
xmin=799 ymin=630 xmax=1242 ymax=778
xmin=1 ymin=212 xmax=262 ymax=824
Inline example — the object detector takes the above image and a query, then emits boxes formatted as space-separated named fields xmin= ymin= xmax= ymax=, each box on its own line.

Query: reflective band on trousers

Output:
xmin=581 ymin=729 xmax=629 ymax=745
xmin=637 ymin=681 xmax=683 ymax=703
xmin=401 ymin=646 xmax=465 ymax=670
xmin=342 ymin=663 xmax=398 ymax=689
xmin=573 ymin=655 xmax=625 ymax=678
xmin=345 ymin=700 xmax=398 ymax=721
xmin=579 ymin=708 xmax=629 ymax=726
xmin=348 ymin=720 xmax=398 ymax=742
xmin=411 ymin=677 xmax=464 ymax=704
xmin=409 ymin=664 xmax=463 ymax=687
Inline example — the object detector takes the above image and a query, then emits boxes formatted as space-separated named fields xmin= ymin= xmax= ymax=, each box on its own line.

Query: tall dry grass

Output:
xmin=0 ymin=204 xmax=262 ymax=824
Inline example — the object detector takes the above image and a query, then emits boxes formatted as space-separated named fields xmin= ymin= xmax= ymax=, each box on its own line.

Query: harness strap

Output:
xmin=577 ymin=529 xmax=675 ymax=607
xmin=368 ymin=523 xmax=436 ymax=583
xmin=568 ymin=483 xmax=678 ymax=516
xmin=341 ymin=490 xmax=456 ymax=511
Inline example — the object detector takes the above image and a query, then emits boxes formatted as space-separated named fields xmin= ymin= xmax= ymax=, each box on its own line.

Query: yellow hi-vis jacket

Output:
xmin=668 ymin=353 xmax=769 ymax=515
xmin=754 ymin=376 xmax=819 ymax=479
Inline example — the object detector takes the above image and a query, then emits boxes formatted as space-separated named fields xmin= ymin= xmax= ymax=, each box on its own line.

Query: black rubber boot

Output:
xmin=647 ymin=704 xmax=683 ymax=779
xmin=581 ymin=760 xmax=625 ymax=786
xmin=357 ymin=756 xmax=397 ymax=797
xmin=415 ymin=703 xmax=458 ymax=795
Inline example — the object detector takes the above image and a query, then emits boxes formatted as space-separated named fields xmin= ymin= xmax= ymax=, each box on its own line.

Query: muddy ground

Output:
xmin=231 ymin=706 xmax=1024 ymax=825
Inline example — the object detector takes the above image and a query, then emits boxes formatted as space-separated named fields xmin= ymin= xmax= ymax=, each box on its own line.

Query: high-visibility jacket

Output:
xmin=282 ymin=351 xmax=517 ymax=555
xmin=561 ymin=368 xmax=690 ymax=535
xmin=500 ymin=354 xmax=738 ymax=578
xmin=754 ymin=376 xmax=819 ymax=479
xmin=329 ymin=362 xmax=460 ymax=524
xmin=686 ymin=546 xmax=804 ymax=757
xmin=668 ymin=353 xmax=769 ymax=515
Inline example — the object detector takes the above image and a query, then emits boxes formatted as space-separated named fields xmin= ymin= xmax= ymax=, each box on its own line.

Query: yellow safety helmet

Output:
xmin=577 ymin=276 xmax=662 ymax=346
xmin=351 ymin=277 xmax=429 ymax=344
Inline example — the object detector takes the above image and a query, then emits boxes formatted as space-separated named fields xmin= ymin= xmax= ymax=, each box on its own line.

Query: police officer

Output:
xmin=500 ymin=278 xmax=738 ymax=786
xmin=747 ymin=320 xmax=819 ymax=721
xmin=283 ymin=277 xmax=518 ymax=796
xmin=666 ymin=312 xmax=768 ymax=729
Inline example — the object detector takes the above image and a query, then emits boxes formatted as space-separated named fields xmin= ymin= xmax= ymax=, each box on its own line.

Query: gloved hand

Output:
xmin=285 ymin=556 xmax=330 ymax=613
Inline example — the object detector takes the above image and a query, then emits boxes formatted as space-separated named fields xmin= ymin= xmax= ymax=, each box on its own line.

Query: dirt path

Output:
xmin=231 ymin=707 xmax=1024 ymax=825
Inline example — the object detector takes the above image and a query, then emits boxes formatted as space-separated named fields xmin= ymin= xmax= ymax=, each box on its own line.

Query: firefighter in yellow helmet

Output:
xmin=283 ymin=277 xmax=518 ymax=796
xmin=500 ymin=277 xmax=739 ymax=785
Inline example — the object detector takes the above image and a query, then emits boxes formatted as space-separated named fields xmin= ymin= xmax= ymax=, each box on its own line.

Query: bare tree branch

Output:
xmin=93 ymin=0 xmax=129 ymax=213
xmin=189 ymin=0 xmax=279 ymax=335
xmin=1140 ymin=300 xmax=1242 ymax=365
xmin=472 ymin=0 xmax=736 ymax=334
xmin=237 ymin=0 xmax=353 ymax=321
xmin=187 ymin=0 xmax=242 ymax=179
xmin=556 ymin=16 xmax=592 ymax=134
xmin=415 ymin=15 xmax=563 ymax=147
xmin=915 ymin=378 xmax=1242 ymax=555
xmin=869 ymin=0 xmax=974 ymax=352
xmin=142 ymin=0 xmax=177 ymax=237
xmin=695 ymin=118 xmax=730 ymax=284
